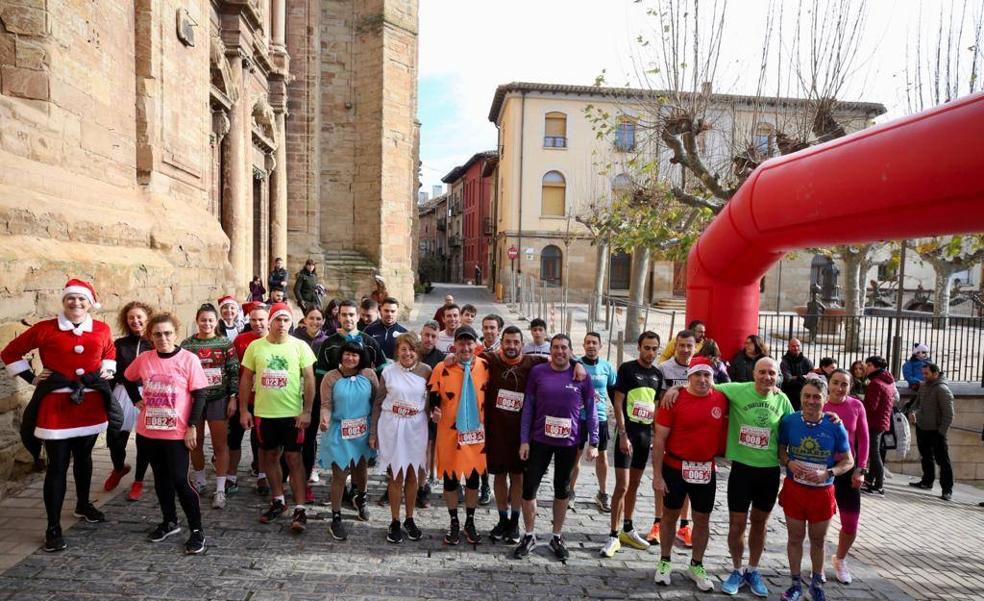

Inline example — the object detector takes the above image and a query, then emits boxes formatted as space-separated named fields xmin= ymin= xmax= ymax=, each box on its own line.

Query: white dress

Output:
xmin=376 ymin=361 xmax=431 ymax=477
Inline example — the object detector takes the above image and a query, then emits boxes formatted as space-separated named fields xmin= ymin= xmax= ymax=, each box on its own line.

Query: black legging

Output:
xmin=107 ymin=429 xmax=150 ymax=481
xmin=43 ymin=435 xmax=98 ymax=528
xmin=867 ymin=430 xmax=886 ymax=489
xmin=140 ymin=435 xmax=201 ymax=530
xmin=302 ymin=401 xmax=321 ymax=478
xmin=522 ymin=441 xmax=577 ymax=501
xmin=444 ymin=469 xmax=481 ymax=492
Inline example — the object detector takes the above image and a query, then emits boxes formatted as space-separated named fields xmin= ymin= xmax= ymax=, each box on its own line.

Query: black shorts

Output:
xmin=662 ymin=463 xmax=717 ymax=514
xmin=578 ymin=420 xmax=609 ymax=452
xmin=254 ymin=416 xmax=304 ymax=453
xmin=727 ymin=460 xmax=781 ymax=514
xmin=522 ymin=441 xmax=578 ymax=501
xmin=613 ymin=424 xmax=652 ymax=470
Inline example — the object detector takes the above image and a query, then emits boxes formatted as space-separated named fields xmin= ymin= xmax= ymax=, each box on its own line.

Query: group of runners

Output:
xmin=3 ymin=281 xmax=876 ymax=600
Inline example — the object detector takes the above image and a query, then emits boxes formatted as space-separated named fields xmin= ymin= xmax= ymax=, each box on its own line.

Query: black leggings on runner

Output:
xmin=107 ymin=429 xmax=150 ymax=480
xmin=43 ymin=435 xmax=98 ymax=528
xmin=443 ymin=470 xmax=481 ymax=492
xmin=140 ymin=435 xmax=202 ymax=530
xmin=522 ymin=441 xmax=577 ymax=501
xmin=302 ymin=401 xmax=321 ymax=478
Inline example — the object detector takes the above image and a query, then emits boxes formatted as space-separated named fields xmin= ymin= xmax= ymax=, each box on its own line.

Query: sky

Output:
xmin=416 ymin=0 xmax=977 ymax=194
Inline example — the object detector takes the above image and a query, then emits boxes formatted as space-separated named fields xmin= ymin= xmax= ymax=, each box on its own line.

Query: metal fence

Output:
xmin=757 ymin=312 xmax=984 ymax=384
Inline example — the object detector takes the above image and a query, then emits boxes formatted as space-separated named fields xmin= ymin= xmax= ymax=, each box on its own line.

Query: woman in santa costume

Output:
xmin=1 ymin=279 xmax=117 ymax=552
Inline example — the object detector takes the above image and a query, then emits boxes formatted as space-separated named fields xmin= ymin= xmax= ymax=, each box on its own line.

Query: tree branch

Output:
xmin=669 ymin=186 xmax=724 ymax=213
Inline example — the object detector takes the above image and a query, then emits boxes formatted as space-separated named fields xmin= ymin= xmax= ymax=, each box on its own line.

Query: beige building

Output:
xmin=487 ymin=82 xmax=886 ymax=305
xmin=0 ymin=0 xmax=418 ymax=490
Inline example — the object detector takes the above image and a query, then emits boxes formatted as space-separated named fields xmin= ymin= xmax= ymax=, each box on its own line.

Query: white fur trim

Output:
xmin=63 ymin=285 xmax=97 ymax=306
xmin=34 ymin=422 xmax=107 ymax=440
xmin=4 ymin=359 xmax=31 ymax=376
xmin=270 ymin=309 xmax=293 ymax=323
xmin=101 ymin=359 xmax=117 ymax=373
xmin=57 ymin=313 xmax=93 ymax=334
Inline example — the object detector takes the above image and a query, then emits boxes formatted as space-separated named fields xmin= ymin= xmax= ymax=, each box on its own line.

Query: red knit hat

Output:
xmin=269 ymin=303 xmax=292 ymax=323
xmin=63 ymin=278 xmax=100 ymax=309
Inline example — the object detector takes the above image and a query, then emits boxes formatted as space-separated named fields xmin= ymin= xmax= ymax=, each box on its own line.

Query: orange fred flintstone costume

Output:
xmin=427 ymin=325 xmax=489 ymax=546
xmin=1 ymin=279 xmax=119 ymax=553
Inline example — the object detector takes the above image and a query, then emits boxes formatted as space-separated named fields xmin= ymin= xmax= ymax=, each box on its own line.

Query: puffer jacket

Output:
xmin=863 ymin=369 xmax=896 ymax=433
xmin=909 ymin=377 xmax=955 ymax=435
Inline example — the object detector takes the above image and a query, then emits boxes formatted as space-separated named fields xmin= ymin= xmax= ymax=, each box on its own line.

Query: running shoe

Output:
xmin=744 ymin=569 xmax=769 ymax=597
xmin=386 ymin=520 xmax=403 ymax=544
xmin=305 ymin=485 xmax=315 ymax=504
xmin=479 ymin=483 xmax=492 ymax=506
xmin=780 ymin=583 xmax=803 ymax=601
xmin=567 ymin=489 xmax=577 ymax=510
xmin=619 ymin=528 xmax=650 ymax=550
xmin=43 ymin=526 xmax=66 ymax=552
xmin=148 ymin=521 xmax=181 ymax=542
xmin=513 ymin=534 xmax=536 ymax=559
xmin=489 ymin=518 xmax=509 ymax=542
xmin=103 ymin=464 xmax=131 ymax=491
xmin=308 ymin=470 xmax=320 ymax=484
xmin=599 ymin=536 xmax=621 ymax=558
xmin=211 ymin=490 xmax=227 ymax=510
xmin=549 ymin=535 xmax=569 ymax=560
xmin=290 ymin=507 xmax=307 ymax=533
xmin=860 ymin=484 xmax=884 ymax=496
xmin=595 ymin=491 xmax=611 ymax=513
xmin=721 ymin=569 xmax=744 ymax=595
xmin=687 ymin=564 xmax=714 ymax=592
xmin=654 ymin=559 xmax=672 ymax=585
xmin=464 ymin=519 xmax=481 ymax=544
xmin=645 ymin=522 xmax=661 ymax=544
xmin=127 ymin=481 xmax=144 ymax=502
xmin=259 ymin=499 xmax=287 ymax=524
xmin=354 ymin=492 xmax=370 ymax=522
xmin=416 ymin=483 xmax=432 ymax=509
xmin=505 ymin=520 xmax=521 ymax=544
xmin=444 ymin=521 xmax=460 ymax=545
xmin=676 ymin=524 xmax=693 ymax=547
xmin=941 ymin=491 xmax=953 ymax=501
xmin=193 ymin=479 xmax=208 ymax=495
xmin=225 ymin=480 xmax=239 ymax=494
xmin=403 ymin=517 xmax=422 ymax=541
xmin=808 ymin=583 xmax=827 ymax=601
xmin=73 ymin=503 xmax=106 ymax=523
xmin=184 ymin=529 xmax=206 ymax=555
xmin=908 ymin=480 xmax=932 ymax=490
xmin=256 ymin=477 xmax=271 ymax=496
xmin=832 ymin=555 xmax=852 ymax=584
xmin=329 ymin=516 xmax=347 ymax=541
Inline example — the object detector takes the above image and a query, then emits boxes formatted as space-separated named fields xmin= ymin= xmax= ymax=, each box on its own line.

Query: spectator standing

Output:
xmin=861 ymin=356 xmax=896 ymax=496
xmin=902 ymin=343 xmax=931 ymax=391
xmin=906 ymin=363 xmax=955 ymax=500
xmin=294 ymin=259 xmax=320 ymax=309
xmin=849 ymin=360 xmax=867 ymax=398
xmin=268 ymin=257 xmax=288 ymax=293
xmin=659 ymin=320 xmax=706 ymax=363
xmin=779 ymin=339 xmax=814 ymax=410
xmin=248 ymin=276 xmax=266 ymax=302
xmin=728 ymin=335 xmax=770 ymax=383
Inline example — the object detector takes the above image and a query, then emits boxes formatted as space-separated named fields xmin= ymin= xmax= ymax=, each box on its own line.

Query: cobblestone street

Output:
xmin=0 ymin=286 xmax=980 ymax=600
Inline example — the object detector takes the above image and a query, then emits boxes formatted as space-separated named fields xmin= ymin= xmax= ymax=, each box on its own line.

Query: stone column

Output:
xmin=270 ymin=111 xmax=289 ymax=264
xmin=223 ymin=53 xmax=249 ymax=284
xmin=271 ymin=0 xmax=286 ymax=49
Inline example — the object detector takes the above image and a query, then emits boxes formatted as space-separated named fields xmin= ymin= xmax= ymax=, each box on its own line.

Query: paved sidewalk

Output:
xmin=0 ymin=285 xmax=979 ymax=600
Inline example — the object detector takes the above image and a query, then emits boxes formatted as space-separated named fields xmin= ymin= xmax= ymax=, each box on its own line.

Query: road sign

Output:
xmin=507 ymin=246 xmax=519 ymax=260
xmin=525 ymin=247 xmax=534 ymax=259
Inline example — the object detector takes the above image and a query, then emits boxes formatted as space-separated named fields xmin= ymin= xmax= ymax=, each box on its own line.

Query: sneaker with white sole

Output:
xmin=721 ymin=569 xmax=744 ymax=595
xmin=654 ymin=559 xmax=672 ymax=585
xmin=211 ymin=491 xmax=226 ymax=509
xmin=744 ymin=569 xmax=769 ymax=597
xmin=832 ymin=555 xmax=852 ymax=584
xmin=687 ymin=563 xmax=714 ymax=592
xmin=599 ymin=535 xmax=621 ymax=558
xmin=618 ymin=528 xmax=650 ymax=550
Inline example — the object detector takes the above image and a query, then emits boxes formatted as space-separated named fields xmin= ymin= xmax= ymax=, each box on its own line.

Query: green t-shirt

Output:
xmin=241 ymin=336 xmax=317 ymax=418
xmin=715 ymin=382 xmax=794 ymax=468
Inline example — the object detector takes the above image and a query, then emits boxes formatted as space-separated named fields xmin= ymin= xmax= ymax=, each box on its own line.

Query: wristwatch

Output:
xmin=826 ymin=468 xmax=835 ymax=479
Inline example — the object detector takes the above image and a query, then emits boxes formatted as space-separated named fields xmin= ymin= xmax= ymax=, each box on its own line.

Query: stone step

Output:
xmin=654 ymin=296 xmax=687 ymax=310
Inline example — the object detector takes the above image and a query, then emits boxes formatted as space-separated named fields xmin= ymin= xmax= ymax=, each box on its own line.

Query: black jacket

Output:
xmin=113 ymin=335 xmax=150 ymax=404
xmin=21 ymin=371 xmax=119 ymax=459
xmin=294 ymin=269 xmax=319 ymax=307
xmin=268 ymin=267 xmax=288 ymax=292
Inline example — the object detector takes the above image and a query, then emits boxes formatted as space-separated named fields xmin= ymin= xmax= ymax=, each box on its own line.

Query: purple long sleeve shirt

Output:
xmin=521 ymin=362 xmax=597 ymax=447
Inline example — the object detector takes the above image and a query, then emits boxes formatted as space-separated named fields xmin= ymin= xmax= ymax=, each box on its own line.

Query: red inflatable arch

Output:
xmin=686 ymin=92 xmax=984 ymax=358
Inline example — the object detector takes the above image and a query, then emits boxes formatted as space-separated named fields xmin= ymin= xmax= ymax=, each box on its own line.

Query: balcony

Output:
xmin=544 ymin=136 xmax=567 ymax=148
xmin=437 ymin=217 xmax=447 ymax=231
xmin=449 ymin=234 xmax=461 ymax=247
xmin=483 ymin=217 xmax=493 ymax=235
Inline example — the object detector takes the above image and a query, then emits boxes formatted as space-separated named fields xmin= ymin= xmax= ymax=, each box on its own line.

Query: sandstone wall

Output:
xmin=0 ymin=0 xmax=234 ymax=495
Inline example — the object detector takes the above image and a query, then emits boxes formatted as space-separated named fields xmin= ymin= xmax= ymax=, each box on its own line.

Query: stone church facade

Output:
xmin=0 ymin=0 xmax=419 ymax=490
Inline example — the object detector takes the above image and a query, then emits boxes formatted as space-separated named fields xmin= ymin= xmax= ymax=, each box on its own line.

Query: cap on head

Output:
xmin=453 ymin=325 xmax=479 ymax=341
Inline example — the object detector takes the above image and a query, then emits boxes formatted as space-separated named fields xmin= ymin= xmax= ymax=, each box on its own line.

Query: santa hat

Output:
xmin=687 ymin=356 xmax=714 ymax=376
xmin=269 ymin=303 xmax=293 ymax=323
xmin=218 ymin=295 xmax=239 ymax=310
xmin=242 ymin=301 xmax=266 ymax=316
xmin=63 ymin=279 xmax=100 ymax=309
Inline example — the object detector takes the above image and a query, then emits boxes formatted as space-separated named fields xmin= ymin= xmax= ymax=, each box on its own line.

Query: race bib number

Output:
xmin=495 ymin=389 xmax=524 ymax=412
xmin=544 ymin=416 xmax=572 ymax=439
xmin=391 ymin=399 xmax=419 ymax=418
xmin=792 ymin=461 xmax=830 ymax=487
xmin=341 ymin=417 xmax=368 ymax=440
xmin=144 ymin=406 xmax=177 ymax=431
xmin=681 ymin=460 xmax=713 ymax=484
xmin=260 ymin=369 xmax=288 ymax=389
xmin=629 ymin=398 xmax=656 ymax=424
xmin=458 ymin=427 xmax=485 ymax=446
xmin=738 ymin=425 xmax=771 ymax=449
xmin=204 ymin=367 xmax=223 ymax=387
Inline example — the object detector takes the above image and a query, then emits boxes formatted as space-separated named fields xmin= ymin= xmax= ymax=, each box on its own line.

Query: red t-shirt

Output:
xmin=655 ymin=388 xmax=729 ymax=470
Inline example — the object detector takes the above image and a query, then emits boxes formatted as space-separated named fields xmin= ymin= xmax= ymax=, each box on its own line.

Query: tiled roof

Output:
xmin=440 ymin=150 xmax=498 ymax=183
